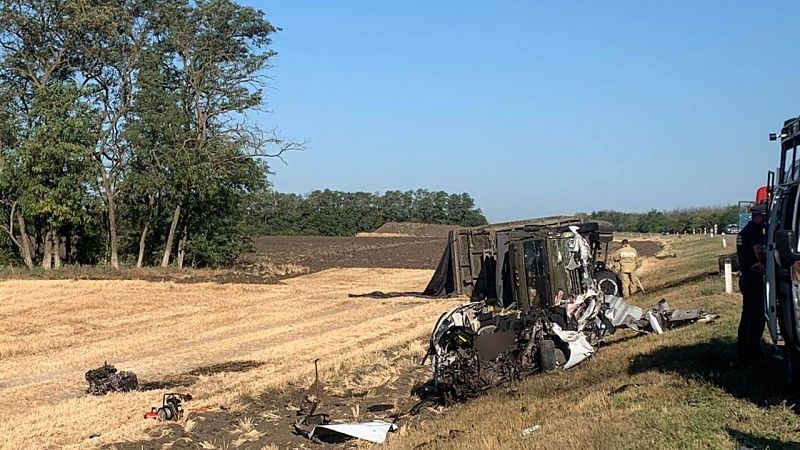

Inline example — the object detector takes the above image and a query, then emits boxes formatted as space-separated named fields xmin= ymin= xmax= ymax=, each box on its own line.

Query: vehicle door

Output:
xmin=509 ymin=238 xmax=550 ymax=313
xmin=767 ymin=183 xmax=800 ymax=344
xmin=786 ymin=183 xmax=800 ymax=346
xmin=766 ymin=188 xmax=783 ymax=342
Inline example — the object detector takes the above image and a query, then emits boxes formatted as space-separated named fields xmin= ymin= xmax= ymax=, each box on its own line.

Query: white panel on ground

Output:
xmin=310 ymin=420 xmax=398 ymax=444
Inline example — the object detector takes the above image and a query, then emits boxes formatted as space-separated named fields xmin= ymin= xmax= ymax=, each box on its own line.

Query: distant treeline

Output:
xmin=587 ymin=206 xmax=739 ymax=233
xmin=248 ymin=189 xmax=489 ymax=236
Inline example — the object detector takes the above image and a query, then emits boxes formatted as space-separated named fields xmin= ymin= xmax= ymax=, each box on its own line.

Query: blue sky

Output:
xmin=244 ymin=1 xmax=800 ymax=222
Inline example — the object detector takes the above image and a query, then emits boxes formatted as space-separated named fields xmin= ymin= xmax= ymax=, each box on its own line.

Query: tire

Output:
xmin=594 ymin=270 xmax=620 ymax=297
xmin=158 ymin=406 xmax=175 ymax=421
xmin=539 ymin=339 xmax=557 ymax=371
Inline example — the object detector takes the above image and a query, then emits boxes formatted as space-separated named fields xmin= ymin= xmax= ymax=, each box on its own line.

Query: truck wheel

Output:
xmin=594 ymin=270 xmax=620 ymax=296
xmin=539 ymin=339 xmax=557 ymax=372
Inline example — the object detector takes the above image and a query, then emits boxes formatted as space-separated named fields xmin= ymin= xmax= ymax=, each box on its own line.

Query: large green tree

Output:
xmin=0 ymin=0 xmax=298 ymax=269
xmin=0 ymin=0 xmax=89 ymax=269
xmin=143 ymin=0 xmax=296 ymax=268
xmin=74 ymin=0 xmax=154 ymax=269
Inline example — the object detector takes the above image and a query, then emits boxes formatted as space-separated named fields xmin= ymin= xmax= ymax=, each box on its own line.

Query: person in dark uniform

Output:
xmin=736 ymin=203 xmax=767 ymax=362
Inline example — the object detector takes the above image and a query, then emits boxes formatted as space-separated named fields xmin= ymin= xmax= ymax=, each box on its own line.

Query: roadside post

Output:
xmin=724 ymin=258 xmax=733 ymax=294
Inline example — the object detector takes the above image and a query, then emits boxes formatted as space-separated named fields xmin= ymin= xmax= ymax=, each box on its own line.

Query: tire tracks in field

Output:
xmin=0 ymin=271 xmax=436 ymax=392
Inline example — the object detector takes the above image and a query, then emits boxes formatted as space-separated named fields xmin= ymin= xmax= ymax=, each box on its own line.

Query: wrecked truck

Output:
xmin=422 ymin=224 xmax=716 ymax=403
xmin=423 ymin=218 xmax=623 ymax=301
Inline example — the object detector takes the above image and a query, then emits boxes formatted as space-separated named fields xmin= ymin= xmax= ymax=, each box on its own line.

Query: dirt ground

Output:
xmin=112 ymin=341 xmax=436 ymax=450
xmin=369 ymin=222 xmax=460 ymax=237
xmin=0 ymin=236 xmax=447 ymax=285
xmin=246 ymin=236 xmax=447 ymax=275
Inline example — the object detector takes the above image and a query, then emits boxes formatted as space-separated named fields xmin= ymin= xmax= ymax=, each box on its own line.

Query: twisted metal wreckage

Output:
xmin=420 ymin=223 xmax=718 ymax=402
xmin=295 ymin=221 xmax=718 ymax=444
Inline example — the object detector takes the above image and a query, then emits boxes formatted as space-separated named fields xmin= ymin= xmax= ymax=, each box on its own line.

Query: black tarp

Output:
xmin=422 ymin=240 xmax=455 ymax=296
xmin=421 ymin=233 xmax=509 ymax=302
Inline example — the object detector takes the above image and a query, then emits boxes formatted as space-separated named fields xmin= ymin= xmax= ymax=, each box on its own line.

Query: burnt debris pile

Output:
xmin=423 ymin=297 xmax=717 ymax=404
xmin=85 ymin=362 xmax=139 ymax=395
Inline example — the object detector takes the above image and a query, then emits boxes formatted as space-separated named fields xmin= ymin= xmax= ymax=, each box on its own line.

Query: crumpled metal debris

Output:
xmin=85 ymin=362 xmax=138 ymax=395
xmin=549 ymin=323 xmax=594 ymax=369
xmin=424 ymin=294 xmax=718 ymax=403
xmin=293 ymin=359 xmax=399 ymax=445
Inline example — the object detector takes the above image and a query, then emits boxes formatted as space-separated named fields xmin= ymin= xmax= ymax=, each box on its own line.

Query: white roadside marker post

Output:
xmin=724 ymin=258 xmax=733 ymax=294
xmin=722 ymin=236 xmax=727 ymax=248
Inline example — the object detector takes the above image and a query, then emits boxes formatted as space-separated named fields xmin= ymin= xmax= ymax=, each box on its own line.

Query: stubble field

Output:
xmin=2 ymin=234 xmax=797 ymax=449
xmin=0 ymin=264 xmax=460 ymax=449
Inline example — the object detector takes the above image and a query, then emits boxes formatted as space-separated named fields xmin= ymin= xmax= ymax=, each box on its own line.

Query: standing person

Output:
xmin=613 ymin=239 xmax=640 ymax=296
xmin=736 ymin=203 xmax=767 ymax=363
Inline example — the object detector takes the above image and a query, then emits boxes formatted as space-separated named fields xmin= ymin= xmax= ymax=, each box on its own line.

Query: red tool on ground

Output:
xmin=143 ymin=393 xmax=192 ymax=421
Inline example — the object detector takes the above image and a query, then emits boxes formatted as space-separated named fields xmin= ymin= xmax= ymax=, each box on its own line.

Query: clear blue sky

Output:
xmin=244 ymin=1 xmax=800 ymax=222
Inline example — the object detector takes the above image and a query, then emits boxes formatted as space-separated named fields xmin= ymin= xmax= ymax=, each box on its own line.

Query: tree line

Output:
xmin=248 ymin=189 xmax=488 ymax=236
xmin=0 ymin=0 xmax=301 ymax=269
xmin=587 ymin=206 xmax=740 ymax=234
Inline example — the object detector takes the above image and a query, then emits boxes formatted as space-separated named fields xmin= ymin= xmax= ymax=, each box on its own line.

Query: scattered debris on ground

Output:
xmin=111 ymin=346 xmax=434 ymax=449
xmin=144 ymin=393 xmax=192 ymax=421
xmin=293 ymin=359 xmax=401 ymax=444
xmin=421 ymin=295 xmax=717 ymax=403
xmin=419 ymin=225 xmax=717 ymax=404
xmin=85 ymin=362 xmax=138 ymax=395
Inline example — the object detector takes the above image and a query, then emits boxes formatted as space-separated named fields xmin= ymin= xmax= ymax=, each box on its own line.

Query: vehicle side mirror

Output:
xmin=775 ymin=230 xmax=800 ymax=266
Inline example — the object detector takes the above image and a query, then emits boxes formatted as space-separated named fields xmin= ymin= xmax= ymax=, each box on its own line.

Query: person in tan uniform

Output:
xmin=613 ymin=239 xmax=640 ymax=296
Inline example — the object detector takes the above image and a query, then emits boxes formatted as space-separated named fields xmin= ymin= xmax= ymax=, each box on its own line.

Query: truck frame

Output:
xmin=766 ymin=116 xmax=800 ymax=382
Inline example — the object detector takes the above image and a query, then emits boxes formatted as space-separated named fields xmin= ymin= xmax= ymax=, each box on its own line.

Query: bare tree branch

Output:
xmin=0 ymin=200 xmax=21 ymax=248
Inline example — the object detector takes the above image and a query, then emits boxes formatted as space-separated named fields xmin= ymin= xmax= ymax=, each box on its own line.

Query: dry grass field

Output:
xmin=3 ymin=234 xmax=797 ymax=450
xmin=0 ymin=268 xmax=459 ymax=449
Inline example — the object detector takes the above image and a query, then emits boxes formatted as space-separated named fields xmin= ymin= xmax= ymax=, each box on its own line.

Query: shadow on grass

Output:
xmin=629 ymin=338 xmax=798 ymax=413
xmin=726 ymin=427 xmax=800 ymax=450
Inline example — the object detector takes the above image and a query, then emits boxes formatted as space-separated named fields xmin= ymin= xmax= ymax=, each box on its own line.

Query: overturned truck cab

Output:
xmin=423 ymin=219 xmax=623 ymax=302
xmin=423 ymin=225 xmax=717 ymax=403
